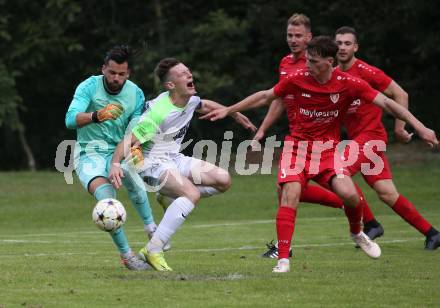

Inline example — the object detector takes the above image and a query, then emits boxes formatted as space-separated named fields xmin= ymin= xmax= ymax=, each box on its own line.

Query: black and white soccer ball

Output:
xmin=92 ymin=198 xmax=126 ymax=232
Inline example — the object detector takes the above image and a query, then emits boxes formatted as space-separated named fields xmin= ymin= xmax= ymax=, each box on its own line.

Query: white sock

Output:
xmin=120 ymin=250 xmax=133 ymax=258
xmin=147 ymin=197 xmax=195 ymax=253
xmin=144 ymin=223 xmax=157 ymax=236
xmin=197 ymin=185 xmax=220 ymax=198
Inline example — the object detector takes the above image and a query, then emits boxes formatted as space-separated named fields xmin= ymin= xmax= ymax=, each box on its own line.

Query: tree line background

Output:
xmin=1 ymin=0 xmax=439 ymax=170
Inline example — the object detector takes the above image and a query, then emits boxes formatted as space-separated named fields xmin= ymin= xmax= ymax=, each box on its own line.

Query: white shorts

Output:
xmin=139 ymin=153 xmax=201 ymax=187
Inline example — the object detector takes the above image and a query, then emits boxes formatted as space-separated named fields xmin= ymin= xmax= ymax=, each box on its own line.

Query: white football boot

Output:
xmin=272 ymin=258 xmax=290 ymax=273
xmin=352 ymin=231 xmax=381 ymax=259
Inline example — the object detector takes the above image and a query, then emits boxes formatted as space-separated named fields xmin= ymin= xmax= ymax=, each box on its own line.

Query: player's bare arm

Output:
xmin=197 ymin=99 xmax=257 ymax=132
xmin=253 ymin=98 xmax=286 ymax=143
xmin=109 ymin=133 xmax=142 ymax=189
xmin=200 ymin=88 xmax=278 ymax=121
xmin=383 ymin=81 xmax=412 ymax=143
xmin=74 ymin=112 xmax=96 ymax=128
xmin=373 ymin=92 xmax=439 ymax=147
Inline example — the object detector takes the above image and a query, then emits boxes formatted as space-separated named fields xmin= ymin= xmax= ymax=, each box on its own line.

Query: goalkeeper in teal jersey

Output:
xmin=65 ymin=45 xmax=155 ymax=271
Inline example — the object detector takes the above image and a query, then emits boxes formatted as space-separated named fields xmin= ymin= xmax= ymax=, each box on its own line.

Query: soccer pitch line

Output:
xmin=0 ymin=237 xmax=425 ymax=258
xmin=1 ymin=211 xmax=438 ymax=238
xmin=0 ymin=219 xmax=283 ymax=238
xmin=174 ymin=237 xmax=424 ymax=253
xmin=0 ymin=215 xmax=389 ymax=238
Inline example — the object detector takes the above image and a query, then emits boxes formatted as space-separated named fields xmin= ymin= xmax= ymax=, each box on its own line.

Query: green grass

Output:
xmin=1 ymin=162 xmax=439 ymax=307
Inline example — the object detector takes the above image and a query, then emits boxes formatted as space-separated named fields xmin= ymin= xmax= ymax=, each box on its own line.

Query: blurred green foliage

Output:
xmin=1 ymin=0 xmax=439 ymax=169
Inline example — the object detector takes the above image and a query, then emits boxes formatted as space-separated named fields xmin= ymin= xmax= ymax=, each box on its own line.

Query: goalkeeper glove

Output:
xmin=126 ymin=145 xmax=144 ymax=168
xmin=92 ymin=103 xmax=124 ymax=122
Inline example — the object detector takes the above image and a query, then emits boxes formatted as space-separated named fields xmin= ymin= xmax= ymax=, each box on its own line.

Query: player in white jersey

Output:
xmin=134 ymin=91 xmax=205 ymax=184
xmin=109 ymin=58 xmax=256 ymax=271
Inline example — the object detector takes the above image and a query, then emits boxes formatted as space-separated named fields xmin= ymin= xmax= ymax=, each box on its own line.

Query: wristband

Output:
xmin=92 ymin=111 xmax=100 ymax=123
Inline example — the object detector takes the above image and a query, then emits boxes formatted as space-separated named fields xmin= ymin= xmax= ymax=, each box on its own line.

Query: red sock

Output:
xmin=362 ymin=203 xmax=376 ymax=224
xmin=344 ymin=188 xmax=364 ymax=234
xmin=300 ymin=185 xmax=343 ymax=208
xmin=276 ymin=206 xmax=297 ymax=259
xmin=392 ymin=195 xmax=432 ymax=235
xmin=353 ymin=183 xmax=375 ymax=224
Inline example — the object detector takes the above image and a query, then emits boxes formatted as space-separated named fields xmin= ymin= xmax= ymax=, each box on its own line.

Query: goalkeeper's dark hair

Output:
xmin=154 ymin=58 xmax=181 ymax=82
xmin=104 ymin=45 xmax=133 ymax=69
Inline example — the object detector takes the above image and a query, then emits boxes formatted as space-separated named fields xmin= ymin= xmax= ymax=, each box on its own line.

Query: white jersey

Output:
xmin=132 ymin=91 xmax=201 ymax=162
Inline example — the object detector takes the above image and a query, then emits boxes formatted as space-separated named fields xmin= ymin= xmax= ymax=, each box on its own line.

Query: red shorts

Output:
xmin=342 ymin=138 xmax=392 ymax=187
xmin=277 ymin=140 xmax=350 ymax=189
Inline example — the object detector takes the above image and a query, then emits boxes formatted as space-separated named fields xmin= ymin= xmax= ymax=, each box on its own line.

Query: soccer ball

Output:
xmin=92 ymin=198 xmax=126 ymax=232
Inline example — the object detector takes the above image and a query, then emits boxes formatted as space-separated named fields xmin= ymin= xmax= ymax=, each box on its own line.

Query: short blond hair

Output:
xmin=287 ymin=13 xmax=311 ymax=32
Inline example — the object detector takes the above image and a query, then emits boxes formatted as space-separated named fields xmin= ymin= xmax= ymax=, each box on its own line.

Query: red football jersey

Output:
xmin=279 ymin=54 xmax=307 ymax=80
xmin=278 ymin=54 xmax=307 ymax=106
xmin=274 ymin=69 xmax=379 ymax=143
xmin=336 ymin=59 xmax=392 ymax=142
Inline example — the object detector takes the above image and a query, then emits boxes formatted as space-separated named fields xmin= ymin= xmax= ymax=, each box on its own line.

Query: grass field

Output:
xmin=1 ymin=160 xmax=439 ymax=307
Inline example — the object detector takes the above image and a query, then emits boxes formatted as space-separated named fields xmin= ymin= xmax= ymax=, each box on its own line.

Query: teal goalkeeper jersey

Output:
xmin=66 ymin=75 xmax=145 ymax=153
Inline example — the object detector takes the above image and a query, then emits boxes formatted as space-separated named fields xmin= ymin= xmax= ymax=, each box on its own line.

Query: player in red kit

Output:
xmin=256 ymin=13 xmax=310 ymax=143
xmin=258 ymin=14 xmax=379 ymax=259
xmin=202 ymin=36 xmax=438 ymax=273
xmin=333 ymin=26 xmax=440 ymax=250
xmin=259 ymin=23 xmax=440 ymax=257
xmin=260 ymin=13 xmax=316 ymax=258
xmin=254 ymin=13 xmax=310 ymax=146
